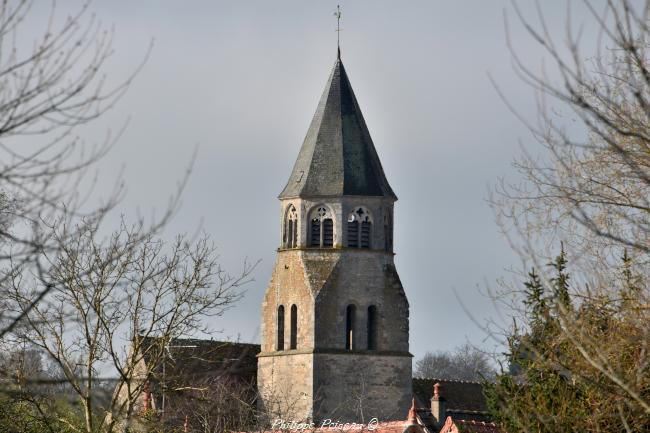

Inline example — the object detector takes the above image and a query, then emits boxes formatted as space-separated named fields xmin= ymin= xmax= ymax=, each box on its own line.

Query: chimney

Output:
xmin=142 ymin=381 xmax=151 ymax=412
xmin=403 ymin=398 xmax=423 ymax=433
xmin=407 ymin=397 xmax=418 ymax=424
xmin=430 ymin=382 xmax=446 ymax=428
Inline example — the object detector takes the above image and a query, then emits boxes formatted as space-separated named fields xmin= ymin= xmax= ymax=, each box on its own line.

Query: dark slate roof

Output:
xmin=279 ymin=56 xmax=396 ymax=199
xmin=139 ymin=337 xmax=259 ymax=384
xmin=412 ymin=377 xmax=490 ymax=416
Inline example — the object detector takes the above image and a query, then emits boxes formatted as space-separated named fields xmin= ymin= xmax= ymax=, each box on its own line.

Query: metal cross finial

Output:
xmin=334 ymin=5 xmax=342 ymax=58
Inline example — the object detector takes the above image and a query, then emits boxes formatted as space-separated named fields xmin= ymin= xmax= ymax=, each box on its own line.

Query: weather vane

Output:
xmin=334 ymin=5 xmax=342 ymax=58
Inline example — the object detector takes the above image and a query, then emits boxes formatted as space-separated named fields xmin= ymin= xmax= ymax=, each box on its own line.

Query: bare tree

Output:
xmin=4 ymin=220 xmax=253 ymax=433
xmin=414 ymin=343 xmax=496 ymax=381
xmin=0 ymin=4 xmax=242 ymax=431
xmin=0 ymin=0 xmax=152 ymax=340
xmin=488 ymin=1 xmax=650 ymax=431
xmin=158 ymin=375 xmax=258 ymax=433
xmin=492 ymin=1 xmax=650 ymax=269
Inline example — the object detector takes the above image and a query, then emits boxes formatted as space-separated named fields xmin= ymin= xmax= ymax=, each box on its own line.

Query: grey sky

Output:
xmin=37 ymin=1 xmax=598 ymax=361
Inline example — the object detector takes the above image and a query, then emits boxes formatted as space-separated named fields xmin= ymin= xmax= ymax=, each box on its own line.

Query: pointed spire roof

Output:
xmin=279 ymin=56 xmax=396 ymax=200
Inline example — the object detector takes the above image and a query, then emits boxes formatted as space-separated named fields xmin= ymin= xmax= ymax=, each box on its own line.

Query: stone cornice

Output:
xmin=257 ymin=348 xmax=413 ymax=358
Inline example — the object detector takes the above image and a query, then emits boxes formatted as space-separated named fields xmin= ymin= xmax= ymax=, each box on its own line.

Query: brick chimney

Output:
xmin=403 ymin=398 xmax=424 ymax=433
xmin=142 ymin=381 xmax=151 ymax=412
xmin=431 ymin=382 xmax=446 ymax=428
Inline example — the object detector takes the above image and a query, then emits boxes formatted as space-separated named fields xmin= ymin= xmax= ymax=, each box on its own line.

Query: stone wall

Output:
xmin=313 ymin=353 xmax=412 ymax=423
xmin=257 ymin=352 xmax=315 ymax=422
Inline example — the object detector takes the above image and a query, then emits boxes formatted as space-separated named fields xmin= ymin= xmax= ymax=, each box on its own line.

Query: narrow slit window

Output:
xmin=346 ymin=304 xmax=356 ymax=350
xmin=367 ymin=306 xmax=378 ymax=350
xmin=277 ymin=305 xmax=285 ymax=351
xmin=290 ymin=304 xmax=298 ymax=350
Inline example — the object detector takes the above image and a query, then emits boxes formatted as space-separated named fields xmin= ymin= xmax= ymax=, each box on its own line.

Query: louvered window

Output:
xmin=323 ymin=219 xmax=333 ymax=247
xmin=348 ymin=221 xmax=359 ymax=247
xmin=309 ymin=205 xmax=334 ymax=248
xmin=310 ymin=219 xmax=321 ymax=246
xmin=347 ymin=207 xmax=372 ymax=248
xmin=360 ymin=221 xmax=371 ymax=248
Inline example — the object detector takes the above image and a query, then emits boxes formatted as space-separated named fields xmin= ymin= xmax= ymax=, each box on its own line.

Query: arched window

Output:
xmin=345 ymin=304 xmax=356 ymax=350
xmin=290 ymin=304 xmax=298 ymax=350
xmin=367 ymin=306 xmax=378 ymax=350
xmin=309 ymin=206 xmax=334 ymax=248
xmin=276 ymin=305 xmax=285 ymax=351
xmin=347 ymin=207 xmax=372 ymax=249
xmin=284 ymin=205 xmax=298 ymax=248
xmin=384 ymin=210 xmax=392 ymax=252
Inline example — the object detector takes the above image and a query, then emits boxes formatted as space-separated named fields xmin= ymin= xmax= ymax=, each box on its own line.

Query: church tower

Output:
xmin=258 ymin=53 xmax=412 ymax=423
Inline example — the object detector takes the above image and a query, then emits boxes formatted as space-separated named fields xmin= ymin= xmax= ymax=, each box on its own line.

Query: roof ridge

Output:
xmin=140 ymin=336 xmax=260 ymax=347
xmin=413 ymin=376 xmax=484 ymax=385
xmin=456 ymin=419 xmax=499 ymax=426
xmin=446 ymin=409 xmax=490 ymax=414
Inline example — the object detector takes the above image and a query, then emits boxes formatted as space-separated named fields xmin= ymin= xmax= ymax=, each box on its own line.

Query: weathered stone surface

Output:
xmin=258 ymin=242 xmax=412 ymax=422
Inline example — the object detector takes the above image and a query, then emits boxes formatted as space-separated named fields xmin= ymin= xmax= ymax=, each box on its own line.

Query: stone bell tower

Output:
xmin=257 ymin=52 xmax=411 ymax=423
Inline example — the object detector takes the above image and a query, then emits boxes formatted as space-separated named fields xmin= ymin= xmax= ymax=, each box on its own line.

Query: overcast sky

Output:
xmin=33 ymin=1 xmax=601 ymax=361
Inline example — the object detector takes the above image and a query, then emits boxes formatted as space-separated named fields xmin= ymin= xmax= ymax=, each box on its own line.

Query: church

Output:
xmin=121 ymin=51 xmax=500 ymax=433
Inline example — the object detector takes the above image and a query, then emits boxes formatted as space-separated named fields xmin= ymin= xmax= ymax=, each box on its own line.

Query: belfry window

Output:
xmin=345 ymin=304 xmax=356 ymax=350
xmin=347 ymin=207 xmax=372 ymax=249
xmin=309 ymin=206 xmax=334 ymax=248
xmin=367 ymin=306 xmax=378 ymax=350
xmin=290 ymin=304 xmax=298 ymax=350
xmin=284 ymin=205 xmax=298 ymax=248
xmin=277 ymin=305 xmax=285 ymax=351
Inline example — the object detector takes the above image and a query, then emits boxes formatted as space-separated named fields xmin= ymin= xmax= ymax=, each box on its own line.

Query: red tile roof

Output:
xmin=439 ymin=416 xmax=501 ymax=433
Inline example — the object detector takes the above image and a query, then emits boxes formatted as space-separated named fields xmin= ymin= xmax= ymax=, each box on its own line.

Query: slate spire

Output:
xmin=279 ymin=56 xmax=396 ymax=200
